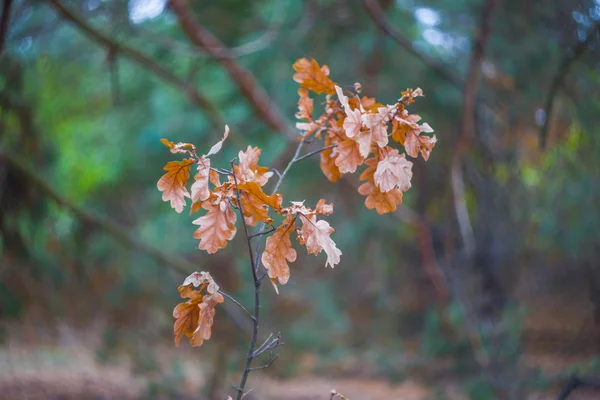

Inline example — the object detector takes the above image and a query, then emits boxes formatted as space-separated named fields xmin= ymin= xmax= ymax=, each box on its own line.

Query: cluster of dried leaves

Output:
xmin=158 ymin=58 xmax=436 ymax=348
xmin=293 ymin=58 xmax=436 ymax=214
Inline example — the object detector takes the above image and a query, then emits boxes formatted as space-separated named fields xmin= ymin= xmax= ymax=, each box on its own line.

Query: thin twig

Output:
xmin=556 ymin=375 xmax=600 ymax=400
xmin=252 ymin=333 xmax=274 ymax=357
xmin=230 ymin=159 xmax=262 ymax=400
xmin=248 ymin=354 xmax=279 ymax=371
xmin=249 ymin=227 xmax=276 ymax=239
xmin=219 ymin=289 xmax=255 ymax=321
xmin=252 ymin=138 xmax=306 ymax=269
xmin=293 ymin=144 xmax=337 ymax=164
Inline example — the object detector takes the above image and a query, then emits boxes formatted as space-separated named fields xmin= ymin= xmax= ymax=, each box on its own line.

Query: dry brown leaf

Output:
xmin=173 ymin=294 xmax=202 ymax=347
xmin=333 ymin=138 xmax=364 ymax=174
xmin=392 ymin=110 xmax=437 ymax=160
xmin=358 ymin=156 xmax=404 ymax=214
xmin=236 ymin=146 xmax=273 ymax=186
xmin=373 ymin=148 xmax=413 ymax=193
xmin=237 ymin=180 xmax=282 ymax=226
xmin=157 ymin=159 xmax=194 ymax=213
xmin=174 ymin=272 xmax=223 ymax=347
xmin=320 ymin=135 xmax=342 ymax=182
xmin=262 ymin=215 xmax=297 ymax=286
xmin=296 ymin=88 xmax=314 ymax=121
xmin=161 ymin=139 xmax=196 ymax=156
xmin=193 ymin=199 xmax=237 ymax=253
xmin=190 ymin=292 xmax=224 ymax=347
xmin=298 ymin=214 xmax=342 ymax=268
xmin=190 ymin=157 xmax=211 ymax=203
xmin=315 ymin=199 xmax=334 ymax=215
xmin=293 ymin=58 xmax=336 ymax=95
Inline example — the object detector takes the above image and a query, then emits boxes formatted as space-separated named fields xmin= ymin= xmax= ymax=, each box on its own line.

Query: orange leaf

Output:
xmin=193 ymin=200 xmax=237 ymax=253
xmin=296 ymin=88 xmax=314 ymax=121
xmin=298 ymin=214 xmax=341 ymax=268
xmin=238 ymin=181 xmax=282 ymax=226
xmin=161 ymin=138 xmax=196 ymax=156
xmin=173 ymin=294 xmax=202 ymax=347
xmin=358 ymin=156 xmax=404 ymax=214
xmin=262 ymin=215 xmax=297 ymax=286
xmin=157 ymin=159 xmax=194 ymax=213
xmin=320 ymin=135 xmax=341 ymax=183
xmin=293 ymin=58 xmax=336 ymax=95
xmin=236 ymin=146 xmax=273 ymax=186
xmin=190 ymin=292 xmax=224 ymax=347
xmin=173 ymin=272 xmax=222 ymax=347
xmin=333 ymin=138 xmax=364 ymax=174
xmin=373 ymin=148 xmax=413 ymax=193
xmin=358 ymin=182 xmax=404 ymax=215
xmin=190 ymin=157 xmax=211 ymax=203
xmin=316 ymin=199 xmax=334 ymax=215
xmin=335 ymin=85 xmax=362 ymax=139
xmin=392 ymin=111 xmax=437 ymax=160
xmin=239 ymin=181 xmax=282 ymax=210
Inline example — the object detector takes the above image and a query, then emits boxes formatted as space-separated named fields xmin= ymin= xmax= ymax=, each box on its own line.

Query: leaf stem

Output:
xmin=218 ymin=290 xmax=255 ymax=321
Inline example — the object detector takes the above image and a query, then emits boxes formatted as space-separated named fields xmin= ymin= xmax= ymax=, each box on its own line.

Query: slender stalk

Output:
xmin=218 ymin=290 xmax=255 ymax=321
xmin=293 ymin=144 xmax=337 ymax=164
xmin=231 ymin=160 xmax=261 ymax=400
xmin=229 ymin=139 xmax=336 ymax=398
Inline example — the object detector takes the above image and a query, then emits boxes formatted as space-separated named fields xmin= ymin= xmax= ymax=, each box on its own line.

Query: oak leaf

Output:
xmin=262 ymin=215 xmax=297 ymax=286
xmin=190 ymin=157 xmax=211 ymax=203
xmin=392 ymin=111 xmax=437 ymax=160
xmin=205 ymin=125 xmax=230 ymax=157
xmin=193 ymin=199 xmax=237 ymax=253
xmin=190 ymin=292 xmax=224 ymax=347
xmin=296 ymin=88 xmax=314 ymax=121
xmin=173 ymin=292 xmax=202 ymax=347
xmin=315 ymin=199 xmax=334 ymax=215
xmin=373 ymin=148 xmax=413 ymax=193
xmin=238 ymin=181 xmax=282 ymax=226
xmin=157 ymin=159 xmax=194 ymax=213
xmin=358 ymin=181 xmax=404 ymax=215
xmin=362 ymin=106 xmax=393 ymax=150
xmin=298 ymin=214 xmax=342 ymax=268
xmin=236 ymin=146 xmax=273 ymax=186
xmin=293 ymin=58 xmax=336 ymax=95
xmin=358 ymin=156 xmax=404 ymax=214
xmin=320 ymin=135 xmax=341 ymax=182
xmin=161 ymin=139 xmax=196 ymax=156
xmin=335 ymin=85 xmax=362 ymax=139
xmin=174 ymin=272 xmax=223 ymax=347
xmin=333 ymin=138 xmax=364 ymax=174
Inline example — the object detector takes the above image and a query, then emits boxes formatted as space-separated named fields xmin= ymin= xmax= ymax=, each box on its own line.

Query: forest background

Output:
xmin=1 ymin=0 xmax=600 ymax=399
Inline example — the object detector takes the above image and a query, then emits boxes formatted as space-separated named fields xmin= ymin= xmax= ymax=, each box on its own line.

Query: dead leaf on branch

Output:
xmin=293 ymin=58 xmax=337 ymax=95
xmin=193 ymin=199 xmax=237 ymax=254
xmin=157 ymin=159 xmax=194 ymax=213
xmin=174 ymin=272 xmax=223 ymax=347
xmin=262 ymin=214 xmax=297 ymax=286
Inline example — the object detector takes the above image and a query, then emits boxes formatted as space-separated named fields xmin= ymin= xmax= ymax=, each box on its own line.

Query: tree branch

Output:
xmin=451 ymin=0 xmax=498 ymax=264
xmin=363 ymin=0 xmax=463 ymax=89
xmin=230 ymin=159 xmax=262 ymax=400
xmin=0 ymin=0 xmax=13 ymax=55
xmin=169 ymin=0 xmax=295 ymax=138
xmin=540 ymin=22 xmax=600 ymax=149
xmin=47 ymin=0 xmax=225 ymax=132
xmin=556 ymin=375 xmax=600 ymax=400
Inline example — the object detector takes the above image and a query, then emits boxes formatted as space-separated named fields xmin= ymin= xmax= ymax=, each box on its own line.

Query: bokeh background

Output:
xmin=1 ymin=0 xmax=600 ymax=399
